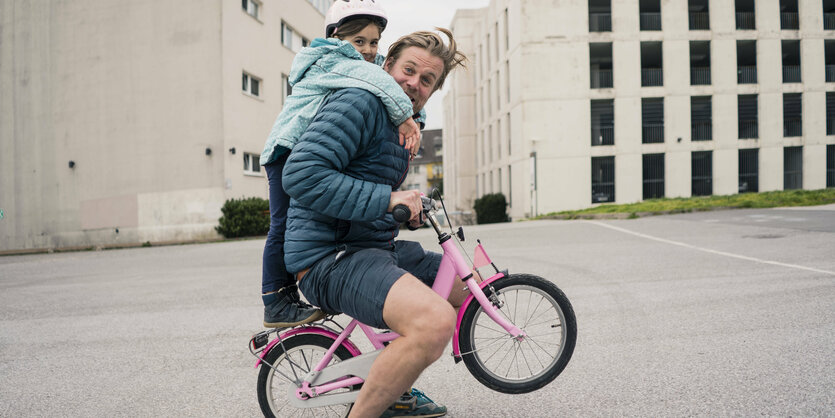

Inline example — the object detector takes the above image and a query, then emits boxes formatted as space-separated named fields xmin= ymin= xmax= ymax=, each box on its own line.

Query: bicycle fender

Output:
xmin=254 ymin=326 xmax=362 ymax=368
xmin=452 ymin=271 xmax=506 ymax=359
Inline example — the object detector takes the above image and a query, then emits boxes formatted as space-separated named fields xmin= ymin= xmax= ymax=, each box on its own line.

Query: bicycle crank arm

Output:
xmin=288 ymin=350 xmax=381 ymax=408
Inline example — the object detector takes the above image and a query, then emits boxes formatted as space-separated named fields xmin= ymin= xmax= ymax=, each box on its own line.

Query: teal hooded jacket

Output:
xmin=260 ymin=38 xmax=425 ymax=166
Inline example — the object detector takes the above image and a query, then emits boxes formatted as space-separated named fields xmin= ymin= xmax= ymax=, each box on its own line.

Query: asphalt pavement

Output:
xmin=1 ymin=205 xmax=833 ymax=417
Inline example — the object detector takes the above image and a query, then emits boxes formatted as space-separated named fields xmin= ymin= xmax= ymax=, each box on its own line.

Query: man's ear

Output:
xmin=383 ymin=57 xmax=392 ymax=72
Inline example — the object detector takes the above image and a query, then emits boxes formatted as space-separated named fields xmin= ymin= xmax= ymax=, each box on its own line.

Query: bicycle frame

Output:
xmin=253 ymin=204 xmax=526 ymax=409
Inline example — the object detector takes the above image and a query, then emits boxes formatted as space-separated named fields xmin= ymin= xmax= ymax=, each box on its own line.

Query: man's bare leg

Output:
xmin=348 ymin=274 xmax=456 ymax=417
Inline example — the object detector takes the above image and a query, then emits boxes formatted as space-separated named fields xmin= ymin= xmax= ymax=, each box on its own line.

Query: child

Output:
xmin=259 ymin=0 xmax=425 ymax=328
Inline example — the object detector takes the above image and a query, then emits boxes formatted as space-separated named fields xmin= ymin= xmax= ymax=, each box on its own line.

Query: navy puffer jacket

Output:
xmin=283 ymin=88 xmax=410 ymax=273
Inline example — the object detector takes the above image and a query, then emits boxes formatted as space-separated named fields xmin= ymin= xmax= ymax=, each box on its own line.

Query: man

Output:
xmin=282 ymin=29 xmax=466 ymax=417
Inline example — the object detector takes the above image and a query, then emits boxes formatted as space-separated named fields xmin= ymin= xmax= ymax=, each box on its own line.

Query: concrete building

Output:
xmin=444 ymin=0 xmax=835 ymax=220
xmin=0 ymin=0 xmax=328 ymax=252
xmin=402 ymin=129 xmax=444 ymax=195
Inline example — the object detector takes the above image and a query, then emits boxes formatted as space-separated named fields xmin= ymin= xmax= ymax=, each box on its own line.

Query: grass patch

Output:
xmin=538 ymin=188 xmax=835 ymax=220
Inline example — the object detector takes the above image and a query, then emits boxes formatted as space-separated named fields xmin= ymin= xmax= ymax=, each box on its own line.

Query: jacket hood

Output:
xmin=289 ymin=38 xmax=386 ymax=85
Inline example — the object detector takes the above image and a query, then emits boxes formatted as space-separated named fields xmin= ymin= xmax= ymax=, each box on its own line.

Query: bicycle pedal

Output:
xmin=251 ymin=332 xmax=270 ymax=350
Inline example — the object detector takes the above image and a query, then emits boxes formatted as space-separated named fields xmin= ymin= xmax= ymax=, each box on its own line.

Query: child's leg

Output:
xmin=262 ymin=154 xmax=291 ymax=293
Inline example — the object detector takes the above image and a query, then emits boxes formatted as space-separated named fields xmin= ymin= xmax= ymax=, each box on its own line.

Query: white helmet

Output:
xmin=324 ymin=0 xmax=388 ymax=38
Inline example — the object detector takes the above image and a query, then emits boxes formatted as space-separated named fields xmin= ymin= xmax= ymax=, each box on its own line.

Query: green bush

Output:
xmin=215 ymin=197 xmax=270 ymax=238
xmin=473 ymin=193 xmax=509 ymax=224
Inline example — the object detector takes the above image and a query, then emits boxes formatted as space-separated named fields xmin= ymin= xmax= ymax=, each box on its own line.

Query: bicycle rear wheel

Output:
xmin=458 ymin=274 xmax=577 ymax=394
xmin=257 ymin=334 xmax=357 ymax=417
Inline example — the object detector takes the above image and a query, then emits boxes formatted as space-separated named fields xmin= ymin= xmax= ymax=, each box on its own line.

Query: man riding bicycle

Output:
xmin=282 ymin=29 xmax=466 ymax=417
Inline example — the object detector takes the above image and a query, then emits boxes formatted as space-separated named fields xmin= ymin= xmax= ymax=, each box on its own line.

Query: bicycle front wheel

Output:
xmin=458 ymin=274 xmax=577 ymax=394
xmin=257 ymin=334 xmax=357 ymax=418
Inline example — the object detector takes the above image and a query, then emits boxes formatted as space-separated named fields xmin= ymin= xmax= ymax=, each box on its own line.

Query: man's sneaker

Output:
xmin=262 ymin=285 xmax=325 ymax=328
xmin=379 ymin=388 xmax=447 ymax=417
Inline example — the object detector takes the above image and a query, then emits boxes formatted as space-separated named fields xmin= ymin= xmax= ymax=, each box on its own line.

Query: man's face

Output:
xmin=384 ymin=46 xmax=444 ymax=114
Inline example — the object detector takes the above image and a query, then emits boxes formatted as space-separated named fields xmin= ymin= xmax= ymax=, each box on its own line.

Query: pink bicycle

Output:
xmin=250 ymin=196 xmax=577 ymax=417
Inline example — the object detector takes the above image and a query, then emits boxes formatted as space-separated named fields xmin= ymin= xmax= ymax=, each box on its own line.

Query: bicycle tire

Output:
xmin=458 ymin=274 xmax=577 ymax=394
xmin=257 ymin=333 xmax=358 ymax=417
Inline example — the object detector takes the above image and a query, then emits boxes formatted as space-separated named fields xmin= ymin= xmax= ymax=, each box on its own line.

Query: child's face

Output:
xmin=341 ymin=24 xmax=380 ymax=63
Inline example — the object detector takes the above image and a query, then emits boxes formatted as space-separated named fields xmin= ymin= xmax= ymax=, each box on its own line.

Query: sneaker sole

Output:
xmin=263 ymin=310 xmax=326 ymax=328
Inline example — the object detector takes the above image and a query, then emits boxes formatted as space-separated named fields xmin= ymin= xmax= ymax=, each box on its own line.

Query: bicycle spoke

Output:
xmin=474 ymin=321 xmax=509 ymax=336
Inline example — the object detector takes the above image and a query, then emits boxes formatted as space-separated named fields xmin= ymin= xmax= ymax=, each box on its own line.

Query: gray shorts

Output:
xmin=297 ymin=241 xmax=441 ymax=329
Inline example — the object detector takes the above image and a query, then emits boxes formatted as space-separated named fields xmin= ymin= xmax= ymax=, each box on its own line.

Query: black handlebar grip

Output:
xmin=392 ymin=204 xmax=411 ymax=223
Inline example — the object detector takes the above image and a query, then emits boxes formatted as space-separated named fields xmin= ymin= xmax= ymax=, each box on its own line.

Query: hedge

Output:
xmin=215 ymin=197 xmax=270 ymax=238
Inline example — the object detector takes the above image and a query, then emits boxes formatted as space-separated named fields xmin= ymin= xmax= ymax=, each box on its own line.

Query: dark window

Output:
xmin=827 ymin=145 xmax=834 ymax=187
xmin=690 ymin=41 xmax=711 ymax=85
xmin=739 ymin=149 xmax=759 ymax=193
xmin=642 ymin=98 xmax=664 ymax=143
xmin=591 ymin=99 xmax=615 ymax=146
xmin=783 ymin=93 xmax=802 ymax=137
xmin=689 ymin=0 xmax=710 ymax=30
xmin=825 ymin=0 xmax=835 ymax=30
xmin=691 ymin=96 xmax=712 ymax=141
xmin=780 ymin=0 xmax=799 ymax=29
xmin=783 ymin=146 xmax=803 ymax=190
xmin=738 ymin=95 xmax=758 ymax=139
xmin=592 ymin=156 xmax=615 ymax=203
xmin=590 ymin=43 xmax=613 ymax=88
xmin=826 ymin=40 xmax=835 ymax=82
xmin=828 ymin=92 xmax=835 ymax=135
xmin=735 ymin=0 xmax=755 ymax=30
xmin=589 ymin=0 xmax=612 ymax=32
xmin=782 ymin=40 xmax=801 ymax=83
xmin=692 ymin=151 xmax=713 ymax=196
xmin=640 ymin=0 xmax=661 ymax=31
xmin=642 ymin=154 xmax=665 ymax=199
xmin=641 ymin=42 xmax=663 ymax=87
xmin=737 ymin=41 xmax=757 ymax=84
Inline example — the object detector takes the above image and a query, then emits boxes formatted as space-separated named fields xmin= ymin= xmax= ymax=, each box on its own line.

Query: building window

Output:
xmin=737 ymin=40 xmax=757 ymax=84
xmin=690 ymin=41 xmax=711 ymax=85
xmin=783 ymin=93 xmax=802 ymax=137
xmin=691 ymin=96 xmax=712 ymax=141
xmin=826 ymin=41 xmax=835 ymax=82
xmin=242 ymin=0 xmax=260 ymax=20
xmin=825 ymin=0 xmax=835 ymax=30
xmin=782 ymin=40 xmax=801 ymax=83
xmin=505 ymin=61 xmax=510 ymax=104
xmin=282 ymin=74 xmax=292 ymax=103
xmin=508 ymin=164 xmax=513 ymax=207
xmin=780 ymin=0 xmax=799 ymax=29
xmin=591 ymin=99 xmax=614 ymax=146
xmin=589 ymin=0 xmax=612 ymax=32
xmin=640 ymin=0 xmax=662 ymax=31
xmin=591 ymin=156 xmax=615 ymax=203
xmin=242 ymin=72 xmax=260 ymax=97
xmin=504 ymin=8 xmax=510 ymax=51
xmin=307 ymin=0 xmax=330 ymax=15
xmin=642 ymin=98 xmax=664 ymax=143
xmin=738 ymin=95 xmax=758 ymax=139
xmin=692 ymin=151 xmax=713 ymax=196
xmin=827 ymin=145 xmax=835 ymax=187
xmin=735 ymin=0 xmax=755 ymax=30
xmin=641 ymin=42 xmax=663 ymax=87
xmin=590 ymin=43 xmax=613 ymax=88
xmin=784 ymin=146 xmax=803 ymax=190
xmin=739 ymin=149 xmax=759 ymax=193
xmin=642 ymin=153 xmax=665 ymax=199
xmin=827 ymin=92 xmax=835 ymax=135
xmin=281 ymin=21 xmax=308 ymax=53
xmin=689 ymin=0 xmax=710 ymax=30
xmin=243 ymin=152 xmax=261 ymax=175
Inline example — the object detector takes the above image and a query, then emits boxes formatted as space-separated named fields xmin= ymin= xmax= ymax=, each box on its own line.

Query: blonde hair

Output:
xmin=385 ymin=28 xmax=467 ymax=91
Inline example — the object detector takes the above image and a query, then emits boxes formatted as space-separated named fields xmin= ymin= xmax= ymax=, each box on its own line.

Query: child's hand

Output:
xmin=398 ymin=118 xmax=421 ymax=160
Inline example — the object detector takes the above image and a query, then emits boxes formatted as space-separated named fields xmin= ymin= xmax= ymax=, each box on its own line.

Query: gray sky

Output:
xmin=378 ymin=0 xmax=490 ymax=130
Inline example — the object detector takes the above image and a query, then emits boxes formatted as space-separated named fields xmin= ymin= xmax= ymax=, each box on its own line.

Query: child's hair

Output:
xmin=331 ymin=17 xmax=384 ymax=39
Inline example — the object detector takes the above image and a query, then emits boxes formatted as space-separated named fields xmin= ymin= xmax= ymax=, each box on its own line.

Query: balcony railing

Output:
xmin=640 ymin=13 xmax=661 ymax=31
xmin=641 ymin=68 xmax=663 ymax=87
xmin=738 ymin=120 xmax=758 ymax=139
xmin=737 ymin=65 xmax=757 ymax=84
xmin=736 ymin=12 xmax=755 ymax=30
xmin=782 ymin=65 xmax=801 ymax=83
xmin=692 ymin=121 xmax=712 ymax=141
xmin=642 ymin=124 xmax=664 ymax=143
xmin=689 ymin=12 xmax=709 ymax=30
xmin=691 ymin=67 xmax=711 ymax=85
xmin=783 ymin=119 xmax=802 ymax=137
xmin=591 ymin=126 xmax=614 ymax=146
xmin=589 ymin=13 xmax=612 ymax=32
xmin=591 ymin=69 xmax=613 ymax=88
xmin=825 ymin=13 xmax=835 ymax=30
xmin=781 ymin=12 xmax=799 ymax=29
xmin=827 ymin=65 xmax=835 ymax=82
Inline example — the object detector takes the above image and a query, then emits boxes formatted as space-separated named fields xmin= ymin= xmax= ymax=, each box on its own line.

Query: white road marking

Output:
xmin=586 ymin=220 xmax=835 ymax=277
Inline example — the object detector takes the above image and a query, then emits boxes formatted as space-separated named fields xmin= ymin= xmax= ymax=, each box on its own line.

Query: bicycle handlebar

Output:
xmin=392 ymin=196 xmax=437 ymax=224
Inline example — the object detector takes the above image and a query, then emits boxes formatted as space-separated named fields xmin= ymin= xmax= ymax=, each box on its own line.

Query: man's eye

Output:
xmin=404 ymin=67 xmax=414 ymax=74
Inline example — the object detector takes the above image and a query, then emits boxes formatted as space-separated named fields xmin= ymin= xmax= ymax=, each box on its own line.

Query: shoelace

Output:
xmin=410 ymin=388 xmax=435 ymax=404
